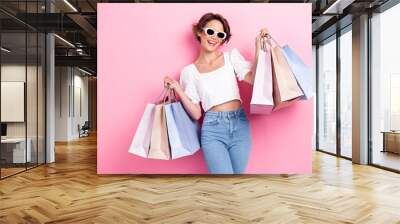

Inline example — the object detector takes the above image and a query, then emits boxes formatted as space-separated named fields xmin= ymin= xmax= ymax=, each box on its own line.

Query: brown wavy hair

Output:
xmin=192 ymin=13 xmax=231 ymax=44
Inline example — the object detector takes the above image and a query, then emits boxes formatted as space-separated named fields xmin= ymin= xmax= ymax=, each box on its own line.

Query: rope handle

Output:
xmin=155 ymin=83 xmax=178 ymax=104
xmin=261 ymin=34 xmax=280 ymax=51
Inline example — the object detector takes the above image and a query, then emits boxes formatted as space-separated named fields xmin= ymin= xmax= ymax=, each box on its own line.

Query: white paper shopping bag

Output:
xmin=128 ymin=103 xmax=156 ymax=158
xmin=250 ymin=45 xmax=274 ymax=114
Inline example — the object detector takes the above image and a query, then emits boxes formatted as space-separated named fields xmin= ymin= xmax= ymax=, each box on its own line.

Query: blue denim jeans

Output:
xmin=201 ymin=107 xmax=252 ymax=174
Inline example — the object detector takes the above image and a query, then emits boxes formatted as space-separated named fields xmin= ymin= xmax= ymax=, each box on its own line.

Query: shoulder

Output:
xmin=228 ymin=48 xmax=240 ymax=54
xmin=181 ymin=64 xmax=196 ymax=78
xmin=180 ymin=64 xmax=196 ymax=84
xmin=227 ymin=48 xmax=243 ymax=59
xmin=181 ymin=64 xmax=194 ymax=74
xmin=227 ymin=48 xmax=248 ymax=66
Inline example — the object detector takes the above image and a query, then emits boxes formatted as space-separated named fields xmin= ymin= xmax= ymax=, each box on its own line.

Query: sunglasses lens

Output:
xmin=206 ymin=29 xmax=214 ymax=36
xmin=217 ymin=32 xmax=226 ymax=39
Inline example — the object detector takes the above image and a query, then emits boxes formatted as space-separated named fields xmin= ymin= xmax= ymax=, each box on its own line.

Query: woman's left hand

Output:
xmin=256 ymin=28 xmax=269 ymax=50
xmin=259 ymin=28 xmax=269 ymax=38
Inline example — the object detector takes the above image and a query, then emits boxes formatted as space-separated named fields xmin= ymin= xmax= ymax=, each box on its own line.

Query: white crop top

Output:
xmin=179 ymin=48 xmax=251 ymax=112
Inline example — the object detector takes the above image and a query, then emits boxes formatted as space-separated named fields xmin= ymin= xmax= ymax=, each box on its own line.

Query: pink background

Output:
xmin=97 ymin=3 xmax=313 ymax=174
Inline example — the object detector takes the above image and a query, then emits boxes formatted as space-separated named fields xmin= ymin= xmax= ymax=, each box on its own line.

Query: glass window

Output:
xmin=312 ymin=45 xmax=317 ymax=150
xmin=27 ymin=30 xmax=38 ymax=169
xmin=318 ymin=36 xmax=337 ymax=154
xmin=340 ymin=28 xmax=352 ymax=158
xmin=371 ymin=3 xmax=400 ymax=171
xmin=0 ymin=1 xmax=46 ymax=179
xmin=1 ymin=30 xmax=28 ymax=177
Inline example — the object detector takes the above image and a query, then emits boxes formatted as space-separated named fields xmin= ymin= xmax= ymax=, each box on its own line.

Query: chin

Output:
xmin=203 ymin=44 xmax=220 ymax=52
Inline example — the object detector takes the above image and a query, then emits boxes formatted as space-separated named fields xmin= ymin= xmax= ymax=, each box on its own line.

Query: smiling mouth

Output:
xmin=207 ymin=40 xmax=218 ymax=47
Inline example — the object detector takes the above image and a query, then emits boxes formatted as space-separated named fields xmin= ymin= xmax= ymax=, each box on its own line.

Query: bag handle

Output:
xmin=262 ymin=34 xmax=281 ymax=49
xmin=164 ymin=85 xmax=177 ymax=104
xmin=168 ymin=88 xmax=177 ymax=102
xmin=155 ymin=86 xmax=170 ymax=104
xmin=155 ymin=82 xmax=179 ymax=104
xmin=158 ymin=83 xmax=178 ymax=104
xmin=261 ymin=37 xmax=268 ymax=51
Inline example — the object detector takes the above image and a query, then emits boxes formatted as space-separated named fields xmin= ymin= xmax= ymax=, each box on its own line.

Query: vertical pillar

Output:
xmin=352 ymin=14 xmax=369 ymax=164
xmin=46 ymin=0 xmax=55 ymax=163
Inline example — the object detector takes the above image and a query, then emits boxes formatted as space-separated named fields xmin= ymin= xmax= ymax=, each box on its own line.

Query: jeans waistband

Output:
xmin=205 ymin=107 xmax=246 ymax=119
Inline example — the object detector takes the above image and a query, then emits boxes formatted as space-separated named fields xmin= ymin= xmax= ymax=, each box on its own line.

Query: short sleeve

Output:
xmin=179 ymin=67 xmax=200 ymax=104
xmin=229 ymin=48 xmax=252 ymax=81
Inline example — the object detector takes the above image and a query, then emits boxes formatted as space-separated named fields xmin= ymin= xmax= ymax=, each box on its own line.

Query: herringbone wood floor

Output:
xmin=1 ymin=134 xmax=400 ymax=224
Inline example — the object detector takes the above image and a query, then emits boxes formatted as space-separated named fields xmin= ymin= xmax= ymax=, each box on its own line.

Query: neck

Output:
xmin=197 ymin=48 xmax=221 ymax=64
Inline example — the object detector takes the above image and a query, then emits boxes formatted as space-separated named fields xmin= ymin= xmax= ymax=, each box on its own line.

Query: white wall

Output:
xmin=55 ymin=66 xmax=70 ymax=141
xmin=1 ymin=65 xmax=41 ymax=137
xmin=71 ymin=72 xmax=89 ymax=138
xmin=55 ymin=67 xmax=89 ymax=141
xmin=1 ymin=65 xmax=26 ymax=129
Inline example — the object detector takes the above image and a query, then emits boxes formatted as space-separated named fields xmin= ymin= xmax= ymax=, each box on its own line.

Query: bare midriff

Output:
xmin=209 ymin=99 xmax=242 ymax=112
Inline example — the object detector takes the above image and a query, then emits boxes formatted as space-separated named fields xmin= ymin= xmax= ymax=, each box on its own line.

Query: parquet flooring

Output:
xmin=1 ymin=134 xmax=400 ymax=224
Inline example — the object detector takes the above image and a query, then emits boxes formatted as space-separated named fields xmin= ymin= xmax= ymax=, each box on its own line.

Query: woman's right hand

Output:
xmin=164 ymin=76 xmax=202 ymax=120
xmin=164 ymin=76 xmax=183 ymax=94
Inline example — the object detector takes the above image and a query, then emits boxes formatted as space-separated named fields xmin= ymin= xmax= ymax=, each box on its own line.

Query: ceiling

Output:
xmin=0 ymin=0 xmax=393 ymax=75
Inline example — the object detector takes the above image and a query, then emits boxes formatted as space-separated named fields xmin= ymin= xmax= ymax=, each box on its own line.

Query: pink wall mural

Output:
xmin=97 ymin=3 xmax=313 ymax=174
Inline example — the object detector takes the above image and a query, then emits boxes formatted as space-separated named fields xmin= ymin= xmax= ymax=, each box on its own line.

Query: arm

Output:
xmin=243 ymin=28 xmax=269 ymax=85
xmin=164 ymin=76 xmax=202 ymax=120
xmin=242 ymin=50 xmax=259 ymax=85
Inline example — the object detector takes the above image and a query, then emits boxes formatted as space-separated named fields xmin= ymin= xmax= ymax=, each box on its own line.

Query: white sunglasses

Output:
xmin=202 ymin=27 xmax=227 ymax=40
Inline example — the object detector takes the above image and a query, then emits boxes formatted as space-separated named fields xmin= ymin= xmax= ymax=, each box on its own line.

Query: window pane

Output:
xmin=318 ymin=37 xmax=337 ymax=154
xmin=340 ymin=29 xmax=352 ymax=158
xmin=1 ymin=31 xmax=28 ymax=177
xmin=312 ymin=45 xmax=317 ymax=150
xmin=27 ymin=31 xmax=38 ymax=169
xmin=371 ymin=3 xmax=400 ymax=171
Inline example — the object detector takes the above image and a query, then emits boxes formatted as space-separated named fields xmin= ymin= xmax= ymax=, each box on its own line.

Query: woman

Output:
xmin=164 ymin=13 xmax=268 ymax=174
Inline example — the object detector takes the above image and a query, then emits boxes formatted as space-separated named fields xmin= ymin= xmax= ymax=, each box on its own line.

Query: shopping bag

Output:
xmin=165 ymin=102 xmax=187 ymax=159
xmin=271 ymin=64 xmax=300 ymax=111
xmin=148 ymin=104 xmax=171 ymax=160
xmin=267 ymin=36 xmax=303 ymax=111
xmin=128 ymin=103 xmax=156 ymax=158
xmin=170 ymin=102 xmax=200 ymax=156
xmin=270 ymin=37 xmax=304 ymax=102
xmin=148 ymin=89 xmax=171 ymax=160
xmin=165 ymin=101 xmax=200 ymax=159
xmin=282 ymin=45 xmax=314 ymax=99
xmin=250 ymin=38 xmax=274 ymax=114
xmin=164 ymin=87 xmax=200 ymax=159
